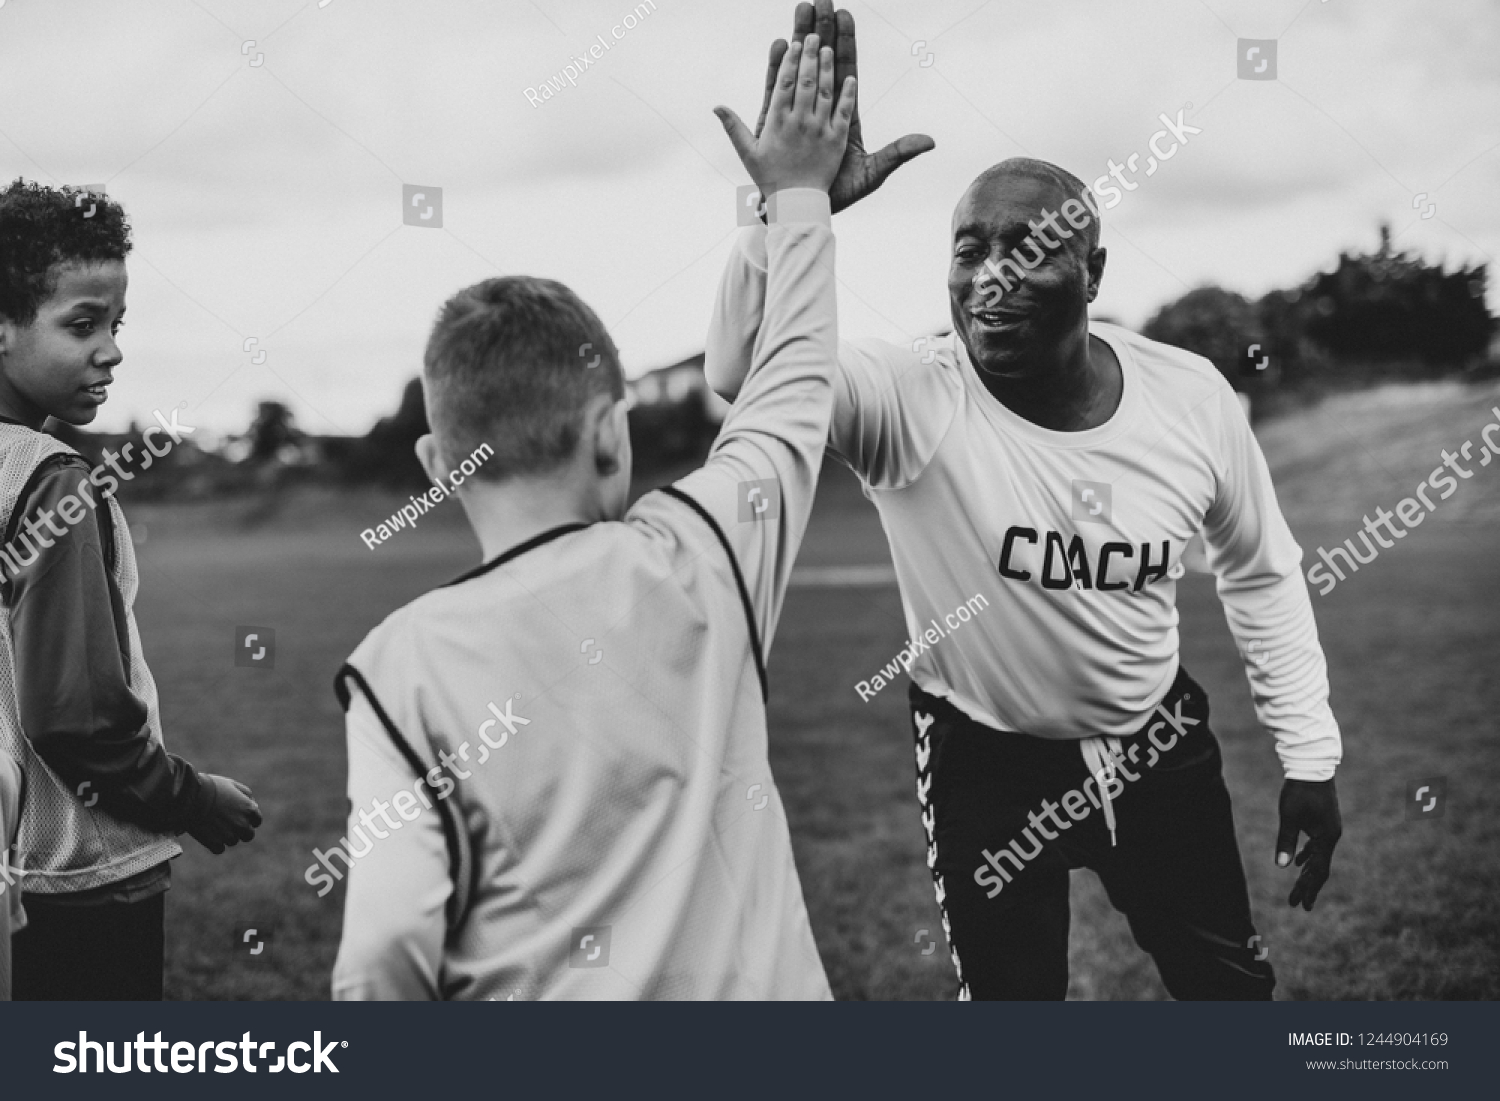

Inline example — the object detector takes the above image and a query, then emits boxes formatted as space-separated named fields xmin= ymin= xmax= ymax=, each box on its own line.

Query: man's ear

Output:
xmin=414 ymin=433 xmax=447 ymax=486
xmin=587 ymin=393 xmax=630 ymax=477
xmin=1086 ymin=246 xmax=1108 ymax=303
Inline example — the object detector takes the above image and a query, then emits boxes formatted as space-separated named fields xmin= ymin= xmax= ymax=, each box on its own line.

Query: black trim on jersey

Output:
xmin=440 ymin=522 xmax=590 ymax=589
xmin=658 ymin=484 xmax=768 ymax=704
xmin=334 ymin=662 xmax=465 ymax=931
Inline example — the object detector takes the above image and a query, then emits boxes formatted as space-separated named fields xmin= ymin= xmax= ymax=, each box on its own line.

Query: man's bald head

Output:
xmin=947 ymin=157 xmax=1107 ymax=379
xmin=957 ymin=157 xmax=1101 ymax=255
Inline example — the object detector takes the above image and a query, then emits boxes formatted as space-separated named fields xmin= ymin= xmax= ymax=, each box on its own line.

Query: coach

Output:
xmin=708 ymin=2 xmax=1342 ymax=999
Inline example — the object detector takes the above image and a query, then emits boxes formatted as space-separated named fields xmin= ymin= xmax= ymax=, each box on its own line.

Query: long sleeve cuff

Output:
xmin=766 ymin=188 xmax=831 ymax=226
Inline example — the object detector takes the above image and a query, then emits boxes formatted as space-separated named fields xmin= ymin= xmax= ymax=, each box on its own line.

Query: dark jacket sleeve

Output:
xmin=4 ymin=455 xmax=213 ymax=834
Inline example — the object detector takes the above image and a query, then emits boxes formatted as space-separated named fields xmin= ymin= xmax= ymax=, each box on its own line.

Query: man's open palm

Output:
xmin=755 ymin=2 xmax=934 ymax=213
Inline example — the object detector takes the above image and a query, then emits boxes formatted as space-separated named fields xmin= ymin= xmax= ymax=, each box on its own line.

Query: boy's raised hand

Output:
xmin=715 ymin=33 xmax=854 ymax=201
xmin=756 ymin=3 xmax=933 ymax=213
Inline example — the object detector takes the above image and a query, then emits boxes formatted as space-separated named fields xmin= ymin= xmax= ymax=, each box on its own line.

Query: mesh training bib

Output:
xmin=0 ymin=424 xmax=180 ymax=893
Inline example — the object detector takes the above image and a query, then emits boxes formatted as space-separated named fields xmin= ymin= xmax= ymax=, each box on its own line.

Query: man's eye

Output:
xmin=71 ymin=320 xmax=95 ymax=335
xmin=111 ymin=319 xmax=126 ymax=335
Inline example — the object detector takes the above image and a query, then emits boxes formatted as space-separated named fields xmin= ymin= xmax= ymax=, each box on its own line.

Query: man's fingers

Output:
xmin=792 ymin=1 xmax=815 ymax=43
xmin=1274 ymin=817 xmax=1300 ymax=867
xmin=1288 ymin=836 xmax=1334 ymax=909
xmin=1289 ymin=861 xmax=1327 ymax=910
xmin=864 ymin=133 xmax=937 ymax=186
xmin=834 ymin=9 xmax=857 ymax=82
xmin=755 ymin=39 xmax=789 ymax=137
xmin=813 ymin=0 xmax=836 ymax=50
xmin=713 ymin=106 xmax=757 ymax=164
xmin=832 ymin=75 xmax=857 ymax=133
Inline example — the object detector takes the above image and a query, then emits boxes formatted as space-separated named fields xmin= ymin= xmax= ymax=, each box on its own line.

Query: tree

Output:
xmin=1295 ymin=224 xmax=1491 ymax=368
xmin=1141 ymin=286 xmax=1265 ymax=389
xmin=245 ymin=401 xmax=301 ymax=463
xmin=359 ymin=378 xmax=430 ymax=488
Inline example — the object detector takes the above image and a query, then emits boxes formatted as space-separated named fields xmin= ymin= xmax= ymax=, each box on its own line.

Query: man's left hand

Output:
xmin=1275 ymin=778 xmax=1342 ymax=911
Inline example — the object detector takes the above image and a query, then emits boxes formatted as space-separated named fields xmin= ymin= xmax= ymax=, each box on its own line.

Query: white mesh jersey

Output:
xmin=330 ymin=191 xmax=838 ymax=1001
xmin=0 ymin=426 xmax=181 ymax=893
xmin=706 ymin=228 xmax=1341 ymax=781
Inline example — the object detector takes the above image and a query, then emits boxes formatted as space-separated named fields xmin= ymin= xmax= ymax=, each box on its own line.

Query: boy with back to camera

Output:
xmin=330 ymin=36 xmax=853 ymax=999
xmin=0 ymin=180 xmax=261 ymax=999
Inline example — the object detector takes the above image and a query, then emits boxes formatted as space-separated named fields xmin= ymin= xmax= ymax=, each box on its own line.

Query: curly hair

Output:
xmin=0 ymin=178 xmax=132 ymax=326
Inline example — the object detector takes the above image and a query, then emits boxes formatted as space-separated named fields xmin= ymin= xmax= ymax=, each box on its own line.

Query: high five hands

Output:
xmin=715 ymin=32 xmax=856 ymax=200
xmin=746 ymin=1 xmax=935 ymax=213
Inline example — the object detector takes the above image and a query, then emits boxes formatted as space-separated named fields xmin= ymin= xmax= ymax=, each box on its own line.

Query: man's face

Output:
xmin=947 ymin=174 xmax=1100 ymax=378
xmin=0 ymin=259 xmax=127 ymax=427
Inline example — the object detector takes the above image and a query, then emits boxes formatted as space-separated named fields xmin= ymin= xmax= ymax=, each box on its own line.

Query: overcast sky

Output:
xmin=1 ymin=0 xmax=1495 ymax=436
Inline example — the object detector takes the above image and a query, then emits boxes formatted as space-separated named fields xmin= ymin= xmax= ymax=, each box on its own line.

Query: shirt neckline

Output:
xmin=955 ymin=322 xmax=1139 ymax=450
xmin=441 ymin=521 xmax=590 ymax=588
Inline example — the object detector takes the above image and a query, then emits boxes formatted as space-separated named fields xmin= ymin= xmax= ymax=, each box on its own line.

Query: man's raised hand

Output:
xmin=715 ymin=33 xmax=855 ymax=201
xmin=755 ymin=2 xmax=934 ymax=214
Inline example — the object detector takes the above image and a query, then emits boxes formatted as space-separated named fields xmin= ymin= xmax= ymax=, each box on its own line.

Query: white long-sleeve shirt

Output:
xmin=706 ymin=226 xmax=1341 ymax=781
xmin=329 ymin=190 xmax=838 ymax=1000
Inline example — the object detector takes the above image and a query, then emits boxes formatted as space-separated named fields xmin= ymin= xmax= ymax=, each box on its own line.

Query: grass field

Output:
xmin=126 ymin=380 xmax=1500 ymax=1000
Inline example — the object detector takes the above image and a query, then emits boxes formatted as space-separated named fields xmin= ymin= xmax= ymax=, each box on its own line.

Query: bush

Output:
xmin=1141 ymin=286 xmax=1265 ymax=389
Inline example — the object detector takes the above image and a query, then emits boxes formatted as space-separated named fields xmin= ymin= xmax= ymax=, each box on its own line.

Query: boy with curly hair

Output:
xmin=0 ymin=179 xmax=261 ymax=1000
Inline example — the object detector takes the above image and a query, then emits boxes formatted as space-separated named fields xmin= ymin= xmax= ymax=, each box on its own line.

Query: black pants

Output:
xmin=12 ymin=891 xmax=165 ymax=1000
xmin=911 ymin=666 xmax=1274 ymax=1000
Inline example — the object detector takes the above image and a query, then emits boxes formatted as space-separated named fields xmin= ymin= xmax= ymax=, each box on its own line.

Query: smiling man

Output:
xmin=706 ymin=2 xmax=1344 ymax=1000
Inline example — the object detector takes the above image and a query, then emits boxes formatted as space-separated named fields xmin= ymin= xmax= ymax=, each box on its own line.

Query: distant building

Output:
xmin=626 ymin=353 xmax=720 ymax=470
